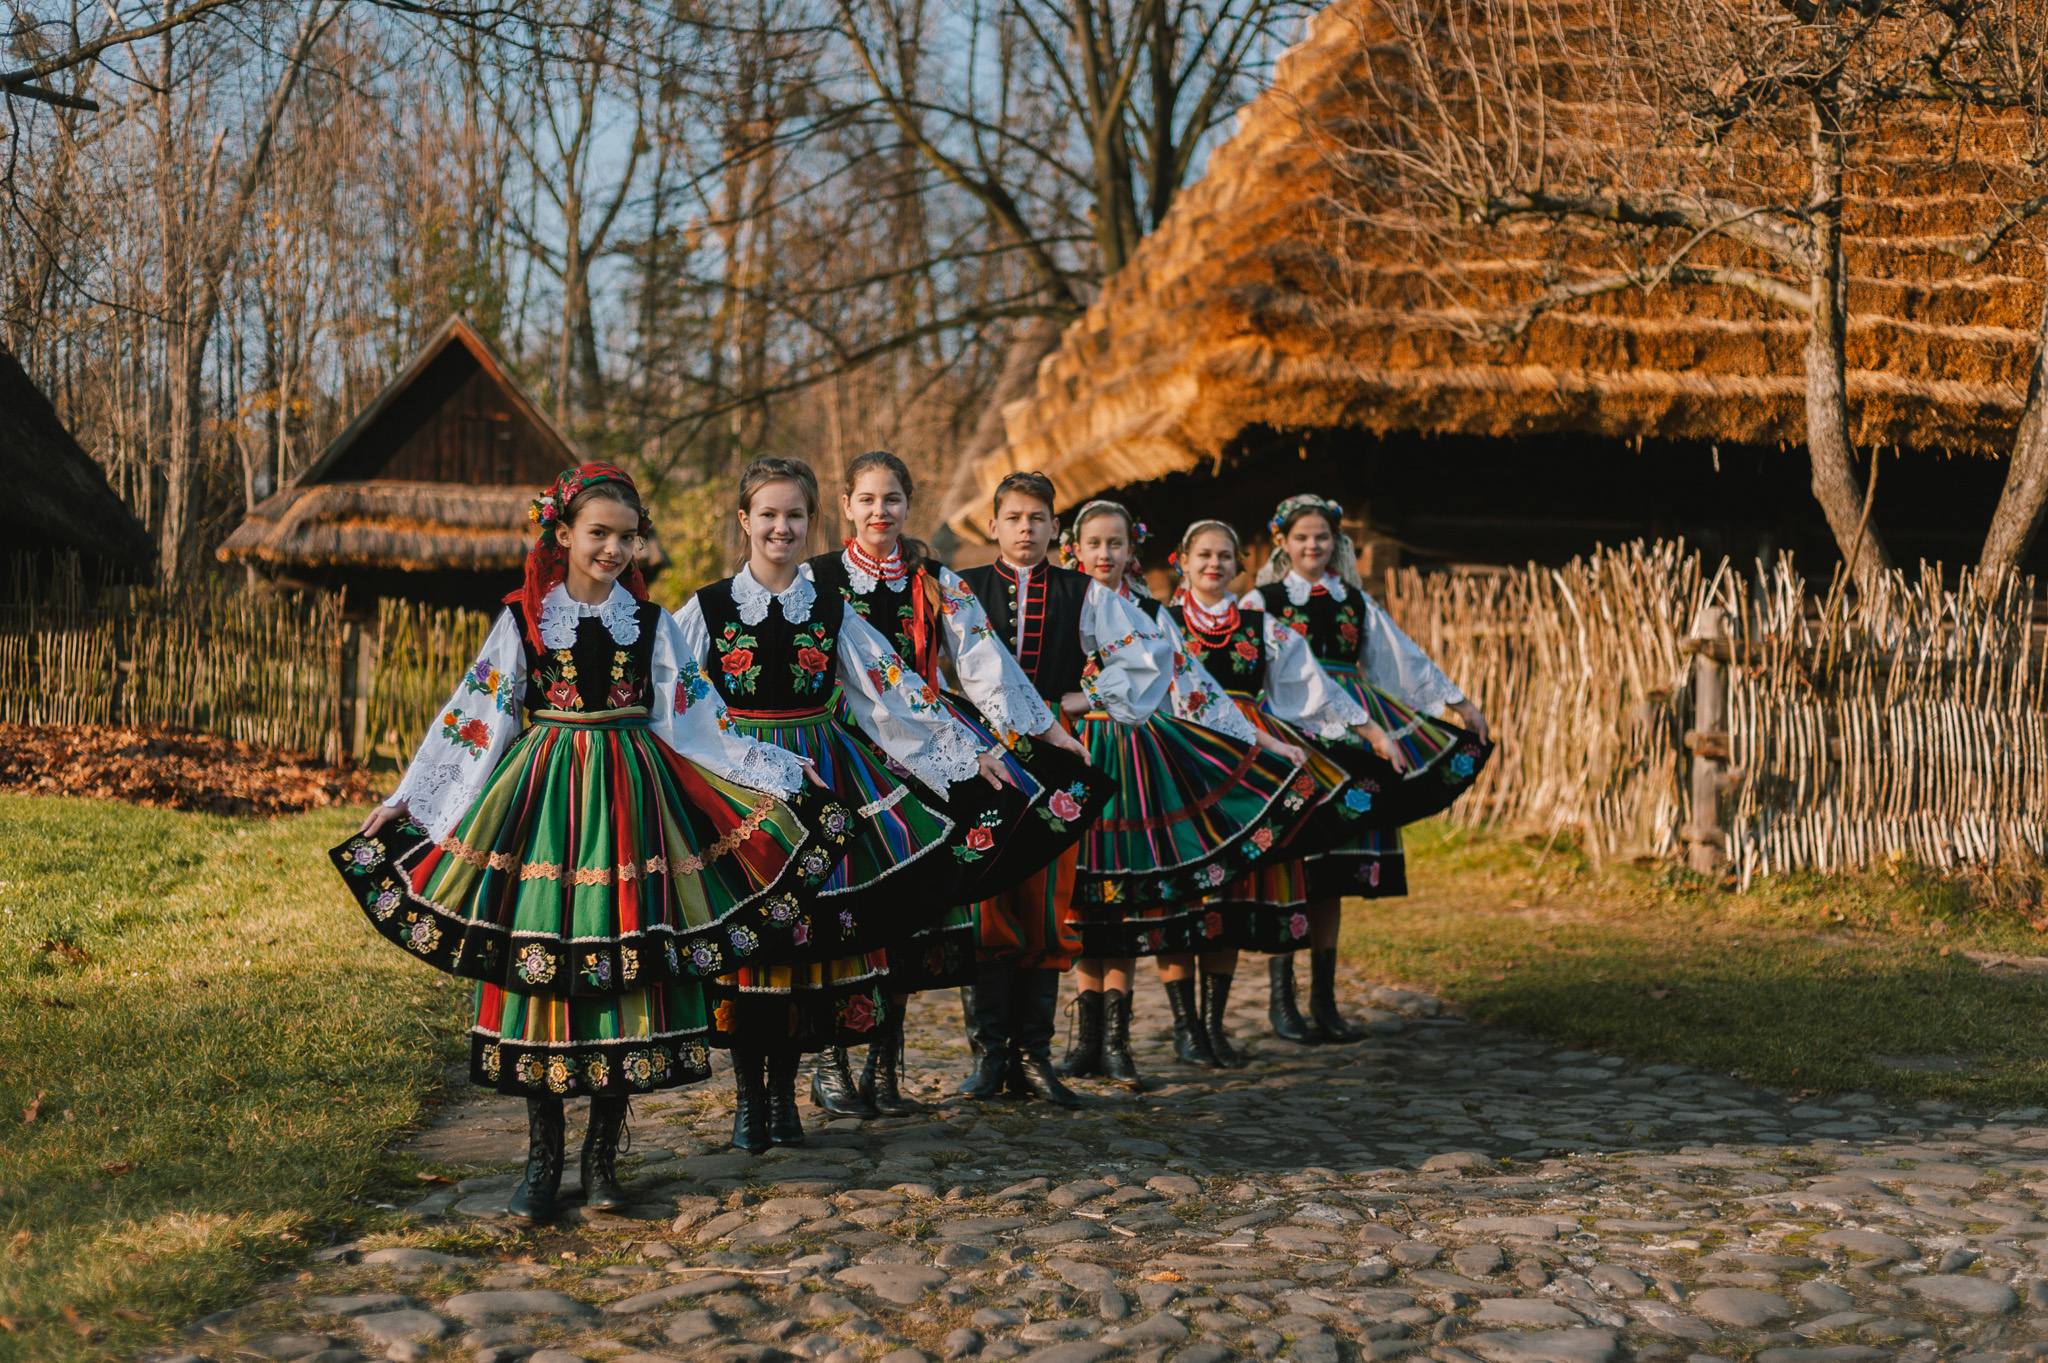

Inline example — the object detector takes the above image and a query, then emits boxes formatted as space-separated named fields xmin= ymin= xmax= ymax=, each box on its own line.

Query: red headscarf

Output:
xmin=507 ymin=462 xmax=656 ymax=652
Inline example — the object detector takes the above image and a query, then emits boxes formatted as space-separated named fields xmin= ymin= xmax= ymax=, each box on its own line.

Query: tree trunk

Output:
xmin=1803 ymin=90 xmax=1891 ymax=588
xmin=1980 ymin=247 xmax=2048 ymax=576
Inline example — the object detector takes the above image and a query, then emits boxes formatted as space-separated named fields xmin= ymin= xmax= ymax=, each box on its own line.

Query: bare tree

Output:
xmin=1321 ymin=0 xmax=2048 ymax=584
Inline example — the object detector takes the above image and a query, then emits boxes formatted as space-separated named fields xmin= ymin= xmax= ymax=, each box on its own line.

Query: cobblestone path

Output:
xmin=155 ymin=963 xmax=2048 ymax=1363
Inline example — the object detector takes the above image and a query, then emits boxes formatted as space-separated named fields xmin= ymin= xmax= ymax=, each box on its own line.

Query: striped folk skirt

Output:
xmin=1072 ymin=708 xmax=1323 ymax=959
xmin=330 ymin=708 xmax=853 ymax=1097
xmin=699 ymin=699 xmax=955 ymax=1051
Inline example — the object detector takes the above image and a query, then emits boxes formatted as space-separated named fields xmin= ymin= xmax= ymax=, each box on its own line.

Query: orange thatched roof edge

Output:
xmin=944 ymin=0 xmax=2047 ymax=540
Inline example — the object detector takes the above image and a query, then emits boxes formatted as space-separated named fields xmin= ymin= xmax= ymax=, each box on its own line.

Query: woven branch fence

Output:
xmin=1382 ymin=543 xmax=2048 ymax=883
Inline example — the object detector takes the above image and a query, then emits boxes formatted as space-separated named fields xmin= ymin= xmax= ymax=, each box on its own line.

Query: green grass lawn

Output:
xmin=0 ymin=798 xmax=467 ymax=1363
xmin=1347 ymin=821 xmax=2048 ymax=1110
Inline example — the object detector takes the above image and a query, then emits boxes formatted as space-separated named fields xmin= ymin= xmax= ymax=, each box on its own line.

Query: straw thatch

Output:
xmin=218 ymin=317 xmax=585 ymax=590
xmin=944 ymin=0 xmax=2047 ymax=538
xmin=0 ymin=344 xmax=154 ymax=579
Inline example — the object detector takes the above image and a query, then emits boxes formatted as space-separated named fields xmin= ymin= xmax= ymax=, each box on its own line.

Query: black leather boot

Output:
xmin=1101 ymin=987 xmax=1140 ymax=1085
xmin=1268 ymin=953 xmax=1321 ymax=1044
xmin=860 ymin=1010 xmax=917 ymax=1116
xmin=958 ymin=962 xmax=1011 ymax=1099
xmin=959 ymin=984 xmax=982 ymax=1061
xmin=730 ymin=1048 xmax=770 ymax=1154
xmin=1202 ymin=971 xmax=1247 ymax=1068
xmin=1309 ymin=947 xmax=1367 ymax=1042
xmin=767 ymin=1050 xmax=806 ymax=1145
xmin=580 ymin=1094 xmax=630 ymax=1210
xmin=506 ymin=1095 xmax=567 ymax=1222
xmin=1056 ymin=988 xmax=1105 ymax=1078
xmin=1011 ymin=969 xmax=1082 ymax=1106
xmin=810 ymin=1046 xmax=878 ymax=1118
xmin=1164 ymin=977 xmax=1220 ymax=1067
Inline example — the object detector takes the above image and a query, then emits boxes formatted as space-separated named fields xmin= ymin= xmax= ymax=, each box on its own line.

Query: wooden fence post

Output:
xmin=1684 ymin=605 xmax=1730 ymax=874
xmin=354 ymin=616 xmax=377 ymax=761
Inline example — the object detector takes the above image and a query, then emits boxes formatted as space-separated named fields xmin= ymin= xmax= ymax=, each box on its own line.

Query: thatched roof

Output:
xmin=0 ymin=344 xmax=153 ymax=577
xmin=945 ymin=0 xmax=2046 ymax=537
xmin=219 ymin=316 xmax=584 ymax=576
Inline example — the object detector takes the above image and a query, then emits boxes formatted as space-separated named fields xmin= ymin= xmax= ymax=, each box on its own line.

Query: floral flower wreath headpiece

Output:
xmin=507 ymin=462 xmax=655 ymax=651
xmin=1269 ymin=494 xmax=1344 ymax=543
xmin=1168 ymin=518 xmax=1240 ymax=579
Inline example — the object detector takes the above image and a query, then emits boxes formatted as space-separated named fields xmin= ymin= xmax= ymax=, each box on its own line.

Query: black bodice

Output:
xmin=520 ymin=599 xmax=663 ymax=712
xmin=810 ymin=552 xmax=918 ymax=662
xmin=1171 ymin=602 xmax=1268 ymax=699
xmin=957 ymin=561 xmax=1093 ymax=705
xmin=692 ymin=577 xmax=848 ymax=711
xmin=1263 ymin=583 xmax=1363 ymax=669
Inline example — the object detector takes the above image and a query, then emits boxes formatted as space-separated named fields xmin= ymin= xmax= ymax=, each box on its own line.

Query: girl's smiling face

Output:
xmin=555 ymin=495 xmax=642 ymax=596
xmin=1283 ymin=512 xmax=1335 ymax=579
xmin=1185 ymin=527 xmax=1239 ymax=602
xmin=1075 ymin=511 xmax=1133 ymax=589
xmin=740 ymin=480 xmax=811 ymax=567
xmin=843 ymin=466 xmax=907 ymax=559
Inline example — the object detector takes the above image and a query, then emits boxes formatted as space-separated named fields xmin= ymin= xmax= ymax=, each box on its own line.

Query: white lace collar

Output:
xmin=1282 ymin=571 xmax=1348 ymax=606
xmin=733 ymin=562 xmax=814 ymax=626
xmin=538 ymin=581 xmax=642 ymax=650
xmin=844 ymin=546 xmax=908 ymax=595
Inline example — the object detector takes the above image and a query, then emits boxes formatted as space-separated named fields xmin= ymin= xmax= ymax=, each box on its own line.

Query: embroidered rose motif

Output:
xmin=372 ymin=887 xmax=401 ymax=918
xmin=722 ymin=648 xmax=755 ymax=675
xmin=797 ymin=646 xmax=829 ymax=675
xmin=1449 ymin=750 xmax=1477 ymax=778
xmin=1234 ymin=640 xmax=1259 ymax=661
xmin=1251 ymin=827 xmax=1275 ymax=851
xmin=965 ymin=826 xmax=995 ymax=852
xmin=407 ymin=917 xmax=440 ymax=953
xmin=840 ymin=994 xmax=878 ymax=1032
xmin=681 ymin=1042 xmax=707 ymax=1069
xmin=1293 ymin=772 xmax=1315 ymax=796
xmin=1339 ymin=621 xmax=1361 ymax=646
xmin=820 ymin=806 xmax=850 ymax=836
xmin=691 ymin=943 xmax=720 ymax=970
xmin=1289 ymin=912 xmax=1310 ymax=938
xmin=546 ymin=1056 xmax=572 ymax=1092
xmin=585 ymin=1055 xmax=611 ymax=1088
xmin=515 ymin=1054 xmax=543 ymax=1088
xmin=623 ymin=1051 xmax=656 ymax=1085
xmin=730 ymin=925 xmax=759 ymax=953
xmin=1048 ymin=789 xmax=1083 ymax=821
xmin=714 ymin=999 xmax=735 ymax=1032
xmin=458 ymin=718 xmax=491 ymax=749
xmin=767 ymin=896 xmax=798 ymax=922
xmin=546 ymin=680 xmax=579 ymax=708
xmin=1205 ymin=911 xmax=1223 ymax=937
xmin=608 ymin=681 xmax=638 ymax=708
xmin=1343 ymin=787 xmax=1373 ymax=813
xmin=584 ymin=952 xmax=613 ymax=986
xmin=620 ymin=947 xmax=638 ymax=981
xmin=1202 ymin=864 xmax=1227 ymax=887
xmin=348 ymin=842 xmax=381 ymax=868
xmin=481 ymin=1043 xmax=502 ymax=1080
xmin=800 ymin=850 xmax=831 ymax=878
xmin=1365 ymin=862 xmax=1382 ymax=886
xmin=792 ymin=919 xmax=810 ymax=946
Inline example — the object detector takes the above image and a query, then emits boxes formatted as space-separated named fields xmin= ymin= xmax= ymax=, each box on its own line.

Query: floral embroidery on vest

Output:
xmin=715 ymin=623 xmax=763 ymax=694
xmin=789 ymin=621 xmax=836 ymax=694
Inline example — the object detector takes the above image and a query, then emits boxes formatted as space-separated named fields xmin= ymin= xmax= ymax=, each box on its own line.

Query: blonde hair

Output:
xmin=1256 ymin=496 xmax=1361 ymax=590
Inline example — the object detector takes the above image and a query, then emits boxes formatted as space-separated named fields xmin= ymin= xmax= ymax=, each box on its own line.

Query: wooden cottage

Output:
xmin=220 ymin=316 xmax=658 ymax=611
xmin=0 ymin=343 xmax=154 ymax=592
xmin=944 ymin=0 xmax=2046 ymax=578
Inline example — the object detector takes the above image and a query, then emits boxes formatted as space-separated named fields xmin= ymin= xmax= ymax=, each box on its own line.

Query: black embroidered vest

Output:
xmin=1264 ymin=584 xmax=1364 ymax=670
xmin=1171 ymin=602 xmax=1268 ymax=699
xmin=809 ymin=553 xmax=917 ymax=660
xmin=521 ymin=599 xmax=663 ymax=712
xmin=957 ymin=562 xmax=1092 ymax=705
xmin=692 ymin=578 xmax=848 ymax=711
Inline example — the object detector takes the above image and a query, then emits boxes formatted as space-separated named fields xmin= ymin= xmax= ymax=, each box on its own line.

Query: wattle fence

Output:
xmin=1382 ymin=543 xmax=2048 ymax=883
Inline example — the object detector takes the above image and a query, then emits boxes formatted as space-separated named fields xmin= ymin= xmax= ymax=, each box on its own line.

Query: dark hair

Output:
xmin=1277 ymin=503 xmax=1337 ymax=539
xmin=738 ymin=456 xmax=819 ymax=516
xmin=843 ymin=450 xmax=934 ymax=574
xmin=560 ymin=480 xmax=645 ymax=533
xmin=993 ymin=470 xmax=1057 ymax=516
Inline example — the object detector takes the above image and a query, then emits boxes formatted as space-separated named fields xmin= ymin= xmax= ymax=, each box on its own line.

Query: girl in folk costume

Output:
xmin=805 ymin=451 xmax=1105 ymax=1118
xmin=1056 ymin=500 xmax=1332 ymax=1087
xmin=953 ymin=472 xmax=1161 ymax=1107
xmin=1240 ymin=494 xmax=1493 ymax=1043
xmin=1155 ymin=518 xmax=1411 ymax=1067
xmin=674 ymin=457 xmax=1017 ymax=1149
xmin=333 ymin=463 xmax=849 ymax=1222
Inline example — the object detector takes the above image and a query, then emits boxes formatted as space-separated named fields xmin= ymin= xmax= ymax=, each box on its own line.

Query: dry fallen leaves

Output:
xmin=6 ymin=1231 xmax=29 ymax=1259
xmin=0 ymin=723 xmax=373 ymax=817
xmin=20 ymin=1090 xmax=43 ymax=1124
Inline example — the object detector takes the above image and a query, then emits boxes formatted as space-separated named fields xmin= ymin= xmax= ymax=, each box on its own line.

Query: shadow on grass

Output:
xmin=1345 ymin=822 xmax=2048 ymax=1111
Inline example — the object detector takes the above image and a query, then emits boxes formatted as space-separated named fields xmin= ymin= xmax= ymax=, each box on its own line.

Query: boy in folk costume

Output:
xmin=954 ymin=473 xmax=1163 ymax=1105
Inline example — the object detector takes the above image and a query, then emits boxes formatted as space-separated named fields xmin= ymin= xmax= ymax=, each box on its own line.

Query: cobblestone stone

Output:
xmin=166 ymin=968 xmax=2048 ymax=1363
